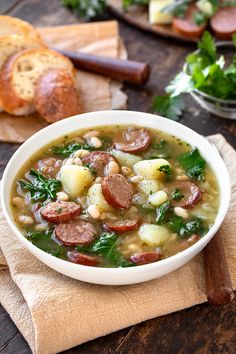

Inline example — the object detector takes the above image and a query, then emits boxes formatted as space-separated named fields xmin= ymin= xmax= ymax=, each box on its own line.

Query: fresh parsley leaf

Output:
xmin=156 ymin=201 xmax=171 ymax=224
xmin=171 ymin=188 xmax=184 ymax=200
xmin=166 ymin=72 xmax=194 ymax=97
xmin=161 ymin=0 xmax=191 ymax=17
xmin=178 ymin=148 xmax=206 ymax=181
xmin=158 ymin=165 xmax=172 ymax=181
xmin=152 ymin=95 xmax=185 ymax=121
xmin=19 ymin=169 xmax=62 ymax=202
xmin=61 ymin=0 xmax=106 ymax=19
xmin=52 ymin=142 xmax=92 ymax=157
xmin=197 ymin=31 xmax=217 ymax=63
xmin=77 ymin=232 xmax=135 ymax=267
xmin=193 ymin=11 xmax=207 ymax=25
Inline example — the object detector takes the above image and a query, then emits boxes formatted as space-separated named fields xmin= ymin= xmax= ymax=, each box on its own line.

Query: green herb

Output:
xmin=161 ymin=0 xmax=191 ymax=17
xmin=166 ymin=72 xmax=194 ymax=97
xmin=152 ymin=139 xmax=167 ymax=150
xmin=158 ymin=165 xmax=172 ymax=180
xmin=156 ymin=201 xmax=171 ymax=224
xmin=192 ymin=11 xmax=207 ymax=26
xmin=52 ymin=142 xmax=92 ymax=157
xmin=27 ymin=229 xmax=65 ymax=257
xmin=123 ymin=0 xmax=149 ymax=9
xmin=167 ymin=215 xmax=183 ymax=233
xmin=171 ymin=188 xmax=184 ymax=200
xmin=152 ymin=95 xmax=185 ymax=121
xmin=168 ymin=216 xmax=207 ymax=238
xmin=19 ymin=169 xmax=61 ymax=202
xmin=60 ymin=0 xmax=106 ymax=19
xmin=77 ymin=232 xmax=135 ymax=267
xmin=178 ymin=148 xmax=206 ymax=181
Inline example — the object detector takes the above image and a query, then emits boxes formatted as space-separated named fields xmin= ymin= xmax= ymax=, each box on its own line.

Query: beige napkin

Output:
xmin=0 ymin=21 xmax=127 ymax=143
xmin=0 ymin=134 xmax=235 ymax=354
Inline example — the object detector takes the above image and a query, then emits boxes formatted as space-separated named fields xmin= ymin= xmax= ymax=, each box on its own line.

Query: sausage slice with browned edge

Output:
xmin=172 ymin=3 xmax=207 ymax=38
xmin=130 ymin=252 xmax=161 ymax=265
xmin=210 ymin=7 xmax=236 ymax=39
xmin=102 ymin=173 xmax=133 ymax=209
xmin=103 ymin=219 xmax=140 ymax=233
xmin=170 ymin=181 xmax=202 ymax=208
xmin=67 ymin=251 xmax=98 ymax=266
xmin=40 ymin=201 xmax=81 ymax=223
xmin=55 ymin=220 xmax=97 ymax=246
xmin=82 ymin=151 xmax=117 ymax=176
xmin=113 ymin=128 xmax=151 ymax=153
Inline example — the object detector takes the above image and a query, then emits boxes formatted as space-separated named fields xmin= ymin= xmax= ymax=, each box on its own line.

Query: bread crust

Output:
xmin=34 ymin=69 xmax=82 ymax=123
xmin=0 ymin=48 xmax=76 ymax=116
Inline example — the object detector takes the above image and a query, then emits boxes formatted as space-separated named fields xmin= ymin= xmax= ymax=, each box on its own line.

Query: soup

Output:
xmin=11 ymin=125 xmax=219 ymax=267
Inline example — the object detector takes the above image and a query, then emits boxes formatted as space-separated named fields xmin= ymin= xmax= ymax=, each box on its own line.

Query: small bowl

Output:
xmin=1 ymin=111 xmax=231 ymax=285
xmin=187 ymin=42 xmax=236 ymax=120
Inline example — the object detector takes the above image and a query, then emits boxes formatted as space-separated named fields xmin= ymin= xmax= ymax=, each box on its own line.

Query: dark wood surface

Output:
xmin=0 ymin=1 xmax=235 ymax=353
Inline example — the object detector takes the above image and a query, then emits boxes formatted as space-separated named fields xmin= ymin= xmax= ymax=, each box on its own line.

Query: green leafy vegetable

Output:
xmin=152 ymin=95 xmax=185 ymax=121
xmin=192 ymin=11 xmax=207 ymax=26
xmin=60 ymin=0 xmax=106 ymax=19
xmin=19 ymin=169 xmax=62 ymax=202
xmin=161 ymin=0 xmax=191 ymax=17
xmin=158 ymin=165 xmax=172 ymax=181
xmin=166 ymin=72 xmax=194 ymax=97
xmin=77 ymin=232 xmax=135 ymax=267
xmin=168 ymin=216 xmax=207 ymax=238
xmin=178 ymin=148 xmax=206 ymax=181
xmin=52 ymin=142 xmax=92 ymax=157
xmin=156 ymin=201 xmax=171 ymax=224
xmin=123 ymin=0 xmax=149 ymax=9
xmin=171 ymin=188 xmax=184 ymax=200
xmin=27 ymin=229 xmax=65 ymax=257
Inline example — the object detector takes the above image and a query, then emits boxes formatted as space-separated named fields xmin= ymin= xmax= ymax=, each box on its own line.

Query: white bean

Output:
xmin=127 ymin=244 xmax=141 ymax=252
xmin=104 ymin=161 xmax=120 ymax=175
xmin=174 ymin=207 xmax=189 ymax=219
xmin=129 ymin=175 xmax=144 ymax=183
xmin=64 ymin=157 xmax=74 ymax=165
xmin=83 ymin=130 xmax=99 ymax=139
xmin=18 ymin=215 xmax=34 ymax=225
xmin=35 ymin=224 xmax=48 ymax=231
xmin=12 ymin=196 xmax=24 ymax=207
xmin=176 ymin=175 xmax=189 ymax=181
xmin=87 ymin=204 xmax=101 ymax=219
xmin=73 ymin=149 xmax=90 ymax=158
xmin=88 ymin=136 xmax=102 ymax=149
xmin=73 ymin=157 xmax=83 ymax=166
xmin=56 ymin=191 xmax=69 ymax=201
xmin=95 ymin=176 xmax=103 ymax=183
xmin=121 ymin=166 xmax=132 ymax=176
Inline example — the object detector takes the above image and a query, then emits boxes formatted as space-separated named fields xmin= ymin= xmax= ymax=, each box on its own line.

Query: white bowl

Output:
xmin=1 ymin=110 xmax=231 ymax=285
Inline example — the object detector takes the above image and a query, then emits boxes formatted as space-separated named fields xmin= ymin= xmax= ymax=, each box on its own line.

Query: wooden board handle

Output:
xmin=55 ymin=49 xmax=150 ymax=85
xmin=204 ymin=232 xmax=234 ymax=305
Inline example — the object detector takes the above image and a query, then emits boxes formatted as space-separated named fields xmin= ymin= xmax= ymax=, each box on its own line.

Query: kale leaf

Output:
xmin=156 ymin=201 xmax=171 ymax=224
xmin=19 ymin=169 xmax=61 ymax=202
xmin=152 ymin=95 xmax=185 ymax=121
xmin=52 ymin=142 xmax=93 ymax=157
xmin=27 ymin=229 xmax=65 ymax=257
xmin=171 ymin=188 xmax=184 ymax=200
xmin=178 ymin=148 xmax=206 ymax=181
xmin=158 ymin=164 xmax=172 ymax=181
xmin=77 ymin=232 xmax=135 ymax=267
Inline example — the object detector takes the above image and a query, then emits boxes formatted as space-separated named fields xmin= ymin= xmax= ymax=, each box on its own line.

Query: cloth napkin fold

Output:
xmin=0 ymin=21 xmax=127 ymax=143
xmin=0 ymin=134 xmax=235 ymax=354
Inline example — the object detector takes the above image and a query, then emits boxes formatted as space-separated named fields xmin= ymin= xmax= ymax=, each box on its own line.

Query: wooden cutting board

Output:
xmin=107 ymin=0 xmax=199 ymax=44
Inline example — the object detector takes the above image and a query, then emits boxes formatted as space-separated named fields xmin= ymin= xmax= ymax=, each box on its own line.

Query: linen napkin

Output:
xmin=0 ymin=21 xmax=127 ymax=143
xmin=0 ymin=134 xmax=235 ymax=354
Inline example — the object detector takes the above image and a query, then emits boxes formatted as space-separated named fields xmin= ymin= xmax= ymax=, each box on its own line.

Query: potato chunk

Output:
xmin=60 ymin=165 xmax=93 ymax=198
xmin=88 ymin=183 xmax=113 ymax=212
xmin=110 ymin=149 xmax=141 ymax=167
xmin=139 ymin=224 xmax=170 ymax=246
xmin=148 ymin=191 xmax=168 ymax=206
xmin=133 ymin=159 xmax=170 ymax=180
xmin=137 ymin=179 xmax=162 ymax=196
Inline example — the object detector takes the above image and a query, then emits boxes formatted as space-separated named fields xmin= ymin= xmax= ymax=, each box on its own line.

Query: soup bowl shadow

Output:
xmin=1 ymin=111 xmax=231 ymax=285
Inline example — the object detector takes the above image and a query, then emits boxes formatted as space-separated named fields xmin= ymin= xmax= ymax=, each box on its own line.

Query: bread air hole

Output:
xmin=17 ymin=61 xmax=33 ymax=72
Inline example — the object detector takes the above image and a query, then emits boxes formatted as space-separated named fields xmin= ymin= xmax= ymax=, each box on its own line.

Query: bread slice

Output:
xmin=0 ymin=48 xmax=75 ymax=116
xmin=0 ymin=34 xmax=45 ymax=111
xmin=0 ymin=15 xmax=44 ymax=44
xmin=34 ymin=69 xmax=82 ymax=123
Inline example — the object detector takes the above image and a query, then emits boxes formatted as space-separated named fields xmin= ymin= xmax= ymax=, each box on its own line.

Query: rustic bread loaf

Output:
xmin=0 ymin=48 xmax=76 ymax=116
xmin=0 ymin=15 xmax=44 ymax=44
xmin=34 ymin=69 xmax=82 ymax=123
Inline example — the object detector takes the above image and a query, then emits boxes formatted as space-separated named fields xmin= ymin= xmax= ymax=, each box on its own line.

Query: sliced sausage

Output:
xmin=172 ymin=3 xmax=207 ymax=38
xmin=67 ymin=251 xmax=98 ymax=266
xmin=210 ymin=7 xmax=236 ymax=39
xmin=82 ymin=151 xmax=117 ymax=176
xmin=55 ymin=220 xmax=97 ymax=246
xmin=130 ymin=252 xmax=161 ymax=265
xmin=34 ymin=157 xmax=62 ymax=177
xmin=101 ymin=173 xmax=133 ymax=209
xmin=40 ymin=201 xmax=81 ymax=223
xmin=103 ymin=219 xmax=140 ymax=234
xmin=170 ymin=181 xmax=202 ymax=208
xmin=113 ymin=128 xmax=151 ymax=153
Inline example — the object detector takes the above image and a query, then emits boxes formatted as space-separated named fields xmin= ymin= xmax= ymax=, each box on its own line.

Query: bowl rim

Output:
xmin=0 ymin=110 xmax=231 ymax=276
xmin=185 ymin=41 xmax=236 ymax=104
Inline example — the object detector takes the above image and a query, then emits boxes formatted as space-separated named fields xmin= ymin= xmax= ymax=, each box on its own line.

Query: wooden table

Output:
xmin=0 ymin=1 xmax=235 ymax=353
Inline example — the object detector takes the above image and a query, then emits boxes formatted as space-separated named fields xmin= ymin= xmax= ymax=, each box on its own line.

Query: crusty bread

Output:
xmin=34 ymin=69 xmax=82 ymax=123
xmin=0 ymin=48 xmax=75 ymax=116
xmin=0 ymin=15 xmax=44 ymax=44
xmin=0 ymin=34 xmax=45 ymax=111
